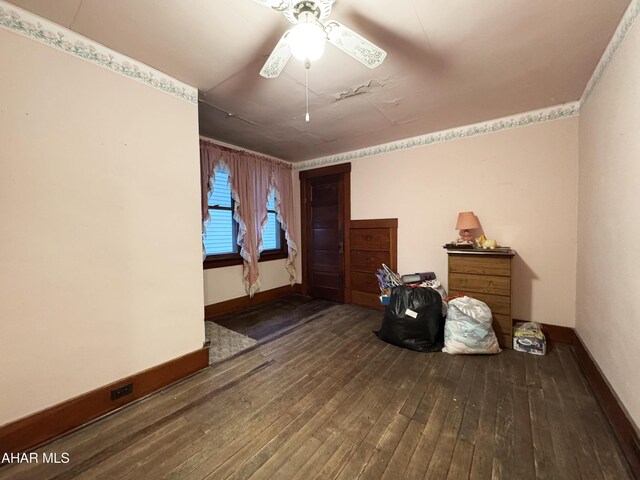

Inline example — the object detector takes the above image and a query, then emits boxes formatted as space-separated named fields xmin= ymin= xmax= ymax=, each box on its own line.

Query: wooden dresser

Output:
xmin=446 ymin=249 xmax=515 ymax=348
xmin=347 ymin=219 xmax=398 ymax=310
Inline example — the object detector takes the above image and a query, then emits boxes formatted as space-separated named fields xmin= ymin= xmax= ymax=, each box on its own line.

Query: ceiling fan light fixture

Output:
xmin=289 ymin=22 xmax=326 ymax=61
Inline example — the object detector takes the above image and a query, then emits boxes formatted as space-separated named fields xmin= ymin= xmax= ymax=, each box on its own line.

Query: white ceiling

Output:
xmin=7 ymin=0 xmax=630 ymax=161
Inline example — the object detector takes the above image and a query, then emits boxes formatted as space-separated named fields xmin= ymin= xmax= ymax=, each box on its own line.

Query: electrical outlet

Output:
xmin=110 ymin=382 xmax=133 ymax=401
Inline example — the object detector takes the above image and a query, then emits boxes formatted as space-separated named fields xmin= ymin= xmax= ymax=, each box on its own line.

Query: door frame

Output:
xmin=299 ymin=163 xmax=351 ymax=301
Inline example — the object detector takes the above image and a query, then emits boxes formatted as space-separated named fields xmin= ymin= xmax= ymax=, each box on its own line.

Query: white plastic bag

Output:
xmin=443 ymin=296 xmax=501 ymax=354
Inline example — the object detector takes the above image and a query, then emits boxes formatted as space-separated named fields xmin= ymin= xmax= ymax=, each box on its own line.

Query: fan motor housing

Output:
xmin=285 ymin=0 xmax=333 ymax=23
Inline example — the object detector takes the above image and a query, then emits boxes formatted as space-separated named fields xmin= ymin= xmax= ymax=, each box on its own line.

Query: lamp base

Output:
xmin=460 ymin=229 xmax=473 ymax=242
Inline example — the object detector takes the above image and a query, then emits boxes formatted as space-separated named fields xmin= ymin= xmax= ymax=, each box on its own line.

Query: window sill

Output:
xmin=203 ymin=250 xmax=288 ymax=270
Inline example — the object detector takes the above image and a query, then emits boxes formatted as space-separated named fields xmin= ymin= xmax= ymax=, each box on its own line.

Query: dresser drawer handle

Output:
xmin=366 ymin=235 xmax=373 ymax=241
xmin=367 ymin=257 xmax=373 ymax=262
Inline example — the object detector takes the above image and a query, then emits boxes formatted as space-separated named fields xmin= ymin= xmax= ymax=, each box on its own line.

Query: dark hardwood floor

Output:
xmin=0 ymin=302 xmax=632 ymax=479
xmin=213 ymin=294 xmax=336 ymax=341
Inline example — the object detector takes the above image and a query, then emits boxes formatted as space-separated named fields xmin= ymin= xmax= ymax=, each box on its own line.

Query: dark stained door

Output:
xmin=305 ymin=173 xmax=345 ymax=302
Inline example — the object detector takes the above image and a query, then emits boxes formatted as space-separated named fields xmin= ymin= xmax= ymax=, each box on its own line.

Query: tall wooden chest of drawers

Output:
xmin=446 ymin=249 xmax=515 ymax=348
xmin=347 ymin=219 xmax=398 ymax=310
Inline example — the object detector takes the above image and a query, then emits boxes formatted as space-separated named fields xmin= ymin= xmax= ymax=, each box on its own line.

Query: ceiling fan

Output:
xmin=253 ymin=0 xmax=387 ymax=78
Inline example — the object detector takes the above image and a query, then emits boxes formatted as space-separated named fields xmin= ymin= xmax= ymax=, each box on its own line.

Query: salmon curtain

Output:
xmin=272 ymin=162 xmax=298 ymax=283
xmin=199 ymin=140 xmax=297 ymax=296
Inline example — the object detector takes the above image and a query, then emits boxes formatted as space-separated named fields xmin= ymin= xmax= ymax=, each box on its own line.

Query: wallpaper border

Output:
xmin=294 ymin=102 xmax=579 ymax=170
xmin=0 ymin=0 xmax=197 ymax=105
xmin=580 ymin=0 xmax=640 ymax=106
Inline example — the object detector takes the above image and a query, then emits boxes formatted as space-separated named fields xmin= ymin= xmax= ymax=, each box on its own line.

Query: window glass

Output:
xmin=262 ymin=190 xmax=280 ymax=251
xmin=203 ymin=174 xmax=283 ymax=260
xmin=210 ymin=171 xmax=231 ymax=208
xmin=203 ymin=209 xmax=234 ymax=255
xmin=203 ymin=170 xmax=235 ymax=255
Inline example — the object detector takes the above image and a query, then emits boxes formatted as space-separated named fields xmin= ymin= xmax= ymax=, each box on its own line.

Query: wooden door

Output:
xmin=300 ymin=164 xmax=351 ymax=303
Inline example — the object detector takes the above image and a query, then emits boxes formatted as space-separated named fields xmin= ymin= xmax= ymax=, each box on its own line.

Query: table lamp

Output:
xmin=456 ymin=211 xmax=480 ymax=242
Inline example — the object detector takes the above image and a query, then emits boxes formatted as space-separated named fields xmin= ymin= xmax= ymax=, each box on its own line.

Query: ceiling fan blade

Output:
xmin=325 ymin=20 xmax=387 ymax=69
xmin=252 ymin=0 xmax=289 ymax=11
xmin=260 ymin=30 xmax=292 ymax=78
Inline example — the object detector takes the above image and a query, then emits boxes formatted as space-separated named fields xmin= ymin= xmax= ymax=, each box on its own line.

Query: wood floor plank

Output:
xmin=211 ymin=325 xmax=396 ymax=479
xmin=262 ymin=435 xmax=323 ymax=479
xmin=188 ymin=321 xmax=364 ymax=430
xmin=331 ymin=350 xmax=421 ymax=479
xmin=425 ymin=357 xmax=476 ymax=479
xmin=403 ymin=354 xmax=467 ymax=480
xmin=555 ymin=346 xmax=633 ymax=479
xmin=0 ymin=300 xmax=632 ymax=480
xmin=357 ymin=413 xmax=411 ymax=479
xmin=174 ymin=329 xmax=385 ymax=479
xmin=507 ymin=352 xmax=536 ymax=480
xmin=289 ymin=431 xmax=349 ymax=480
xmin=446 ymin=439 xmax=474 ymax=480
xmin=468 ymin=354 xmax=502 ymax=480
xmin=525 ymin=353 xmax=561 ymax=480
xmin=379 ymin=419 xmax=424 ymax=480
xmin=241 ymin=343 xmax=404 ymax=479
xmin=446 ymin=356 xmax=487 ymax=480
xmin=491 ymin=354 xmax=516 ymax=479
xmin=399 ymin=352 xmax=447 ymax=420
xmin=455 ymin=356 xmax=485 ymax=445
xmin=410 ymin=354 xmax=462 ymax=425
xmin=535 ymin=348 xmax=582 ymax=480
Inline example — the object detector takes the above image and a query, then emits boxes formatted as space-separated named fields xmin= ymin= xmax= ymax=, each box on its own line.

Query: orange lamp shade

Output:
xmin=455 ymin=212 xmax=480 ymax=242
xmin=455 ymin=211 xmax=480 ymax=231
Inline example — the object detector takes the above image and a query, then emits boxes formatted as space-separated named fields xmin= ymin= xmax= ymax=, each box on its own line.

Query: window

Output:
xmin=262 ymin=190 xmax=282 ymax=251
xmin=203 ymin=170 xmax=236 ymax=255
xmin=203 ymin=169 xmax=286 ymax=268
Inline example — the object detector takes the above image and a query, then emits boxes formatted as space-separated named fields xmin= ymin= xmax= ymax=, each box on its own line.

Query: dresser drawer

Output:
xmin=448 ymin=290 xmax=511 ymax=315
xmin=350 ymin=228 xmax=390 ymax=250
xmin=449 ymin=255 xmax=511 ymax=277
xmin=449 ymin=273 xmax=510 ymax=296
xmin=350 ymin=271 xmax=379 ymax=294
xmin=351 ymin=290 xmax=384 ymax=310
xmin=492 ymin=314 xmax=512 ymax=336
xmin=493 ymin=314 xmax=512 ymax=349
xmin=495 ymin=332 xmax=512 ymax=349
xmin=350 ymin=250 xmax=391 ymax=272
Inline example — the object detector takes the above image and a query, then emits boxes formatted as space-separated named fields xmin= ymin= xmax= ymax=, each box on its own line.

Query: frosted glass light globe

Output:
xmin=289 ymin=22 xmax=326 ymax=61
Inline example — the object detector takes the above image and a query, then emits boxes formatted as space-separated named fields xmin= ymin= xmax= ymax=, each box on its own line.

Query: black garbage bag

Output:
xmin=375 ymin=285 xmax=445 ymax=352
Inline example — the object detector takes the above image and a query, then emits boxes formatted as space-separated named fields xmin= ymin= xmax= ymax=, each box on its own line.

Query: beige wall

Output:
xmin=0 ymin=29 xmax=204 ymax=425
xmin=577 ymin=18 xmax=640 ymax=426
xmin=203 ymin=259 xmax=293 ymax=305
xmin=345 ymin=116 xmax=579 ymax=327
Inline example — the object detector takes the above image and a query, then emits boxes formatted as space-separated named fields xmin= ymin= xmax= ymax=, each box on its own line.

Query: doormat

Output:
xmin=205 ymin=321 xmax=258 ymax=364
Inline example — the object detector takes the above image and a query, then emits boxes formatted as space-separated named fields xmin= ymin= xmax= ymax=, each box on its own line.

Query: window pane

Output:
xmin=262 ymin=212 xmax=280 ymax=251
xmin=267 ymin=189 xmax=276 ymax=210
xmin=203 ymin=209 xmax=235 ymax=255
xmin=208 ymin=170 xmax=232 ymax=208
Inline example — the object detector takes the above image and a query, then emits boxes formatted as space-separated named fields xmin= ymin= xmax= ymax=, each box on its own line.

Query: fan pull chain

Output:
xmin=304 ymin=58 xmax=311 ymax=123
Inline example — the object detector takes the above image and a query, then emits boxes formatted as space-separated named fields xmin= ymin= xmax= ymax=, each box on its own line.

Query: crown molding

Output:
xmin=580 ymin=0 xmax=640 ymax=107
xmin=0 ymin=0 xmax=197 ymax=105
xmin=294 ymin=102 xmax=580 ymax=170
